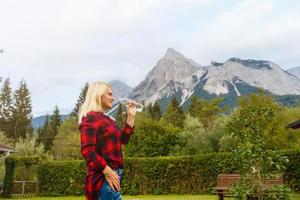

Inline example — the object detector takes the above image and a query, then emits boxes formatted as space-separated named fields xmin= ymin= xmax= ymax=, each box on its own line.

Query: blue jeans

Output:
xmin=99 ymin=168 xmax=124 ymax=200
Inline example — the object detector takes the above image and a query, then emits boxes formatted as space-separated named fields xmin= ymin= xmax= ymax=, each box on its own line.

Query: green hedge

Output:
xmin=37 ymin=161 xmax=86 ymax=196
xmin=1 ymin=156 xmax=40 ymax=198
xmin=2 ymin=157 xmax=15 ymax=198
xmin=36 ymin=150 xmax=300 ymax=196
xmin=282 ymin=149 xmax=300 ymax=192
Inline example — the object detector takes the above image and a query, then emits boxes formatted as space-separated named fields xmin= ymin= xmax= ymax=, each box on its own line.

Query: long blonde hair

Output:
xmin=78 ymin=81 xmax=112 ymax=124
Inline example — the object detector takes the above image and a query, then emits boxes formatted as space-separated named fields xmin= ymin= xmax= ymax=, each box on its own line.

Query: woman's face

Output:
xmin=101 ymin=87 xmax=114 ymax=111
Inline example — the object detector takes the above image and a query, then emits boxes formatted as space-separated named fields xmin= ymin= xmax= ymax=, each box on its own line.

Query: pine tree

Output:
xmin=116 ymin=103 xmax=125 ymax=127
xmin=49 ymin=106 xmax=61 ymax=134
xmin=147 ymin=103 xmax=153 ymax=118
xmin=188 ymin=96 xmax=223 ymax=130
xmin=152 ymin=101 xmax=161 ymax=120
xmin=0 ymin=78 xmax=13 ymax=136
xmin=70 ymin=82 xmax=88 ymax=120
xmin=10 ymin=80 xmax=33 ymax=139
xmin=163 ymin=97 xmax=185 ymax=128
xmin=39 ymin=106 xmax=62 ymax=151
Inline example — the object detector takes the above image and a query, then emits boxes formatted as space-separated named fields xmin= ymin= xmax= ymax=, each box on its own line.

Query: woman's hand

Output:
xmin=102 ymin=165 xmax=121 ymax=191
xmin=126 ymin=102 xmax=136 ymax=127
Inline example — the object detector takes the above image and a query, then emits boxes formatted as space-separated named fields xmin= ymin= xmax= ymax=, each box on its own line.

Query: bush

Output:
xmin=37 ymin=160 xmax=86 ymax=196
xmin=36 ymin=150 xmax=300 ymax=196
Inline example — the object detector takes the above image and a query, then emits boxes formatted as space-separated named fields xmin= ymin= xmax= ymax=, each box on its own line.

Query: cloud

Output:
xmin=0 ymin=0 xmax=299 ymax=116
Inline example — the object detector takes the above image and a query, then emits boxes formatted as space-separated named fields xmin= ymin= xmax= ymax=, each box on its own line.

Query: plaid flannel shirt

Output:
xmin=79 ymin=111 xmax=134 ymax=200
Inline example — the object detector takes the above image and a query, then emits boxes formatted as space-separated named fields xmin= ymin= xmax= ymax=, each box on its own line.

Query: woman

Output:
xmin=79 ymin=82 xmax=136 ymax=200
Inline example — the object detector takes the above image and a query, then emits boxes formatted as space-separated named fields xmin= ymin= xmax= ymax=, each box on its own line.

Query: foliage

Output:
xmin=282 ymin=149 xmax=300 ymax=192
xmin=171 ymin=114 xmax=207 ymax=155
xmin=125 ymin=113 xmax=181 ymax=157
xmin=35 ymin=150 xmax=300 ymax=196
xmin=268 ymin=105 xmax=300 ymax=149
xmin=70 ymin=82 xmax=88 ymax=120
xmin=14 ymin=132 xmax=52 ymax=180
xmin=188 ymin=96 xmax=224 ymax=131
xmin=15 ymin=132 xmax=52 ymax=159
xmin=170 ymin=114 xmax=229 ymax=155
xmin=37 ymin=106 xmax=62 ymax=151
xmin=116 ymin=103 xmax=126 ymax=127
xmin=2 ymin=157 xmax=15 ymax=198
xmin=52 ymin=117 xmax=81 ymax=160
xmin=10 ymin=80 xmax=33 ymax=139
xmin=0 ymin=131 xmax=13 ymax=147
xmin=0 ymin=78 xmax=13 ymax=136
xmin=148 ymin=101 xmax=161 ymax=120
xmin=226 ymin=92 xmax=290 ymax=199
xmin=37 ymin=160 xmax=86 ymax=196
xmin=162 ymin=97 xmax=185 ymax=128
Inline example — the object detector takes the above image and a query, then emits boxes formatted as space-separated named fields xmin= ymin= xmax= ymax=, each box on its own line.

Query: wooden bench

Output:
xmin=215 ymin=174 xmax=283 ymax=200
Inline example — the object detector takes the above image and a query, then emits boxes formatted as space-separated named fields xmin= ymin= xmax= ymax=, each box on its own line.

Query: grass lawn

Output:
xmin=3 ymin=194 xmax=300 ymax=200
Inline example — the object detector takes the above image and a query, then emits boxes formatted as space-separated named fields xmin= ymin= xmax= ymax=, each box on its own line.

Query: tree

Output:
xmin=188 ymin=96 xmax=223 ymax=131
xmin=70 ymin=82 xmax=88 ymax=120
xmin=10 ymin=80 xmax=33 ymax=139
xmin=52 ymin=117 xmax=81 ymax=160
xmin=14 ymin=132 xmax=52 ymax=180
xmin=125 ymin=113 xmax=181 ymax=157
xmin=172 ymin=114 xmax=207 ymax=155
xmin=38 ymin=106 xmax=62 ymax=151
xmin=147 ymin=103 xmax=153 ymax=118
xmin=162 ymin=97 xmax=185 ymax=128
xmin=152 ymin=101 xmax=161 ymax=120
xmin=115 ymin=103 xmax=125 ymax=127
xmin=0 ymin=78 xmax=13 ymax=136
xmin=226 ymin=92 xmax=290 ymax=199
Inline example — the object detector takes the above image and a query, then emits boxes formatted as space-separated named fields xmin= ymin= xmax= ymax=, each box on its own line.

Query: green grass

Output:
xmin=3 ymin=194 xmax=300 ymax=200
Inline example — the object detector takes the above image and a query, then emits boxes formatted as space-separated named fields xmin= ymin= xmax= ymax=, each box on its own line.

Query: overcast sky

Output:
xmin=1 ymin=0 xmax=300 ymax=116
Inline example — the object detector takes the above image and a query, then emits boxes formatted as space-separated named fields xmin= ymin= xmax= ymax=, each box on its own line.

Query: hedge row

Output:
xmin=36 ymin=150 xmax=300 ymax=196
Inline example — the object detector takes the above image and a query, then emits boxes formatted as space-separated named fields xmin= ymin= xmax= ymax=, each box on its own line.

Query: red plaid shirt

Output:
xmin=79 ymin=111 xmax=134 ymax=200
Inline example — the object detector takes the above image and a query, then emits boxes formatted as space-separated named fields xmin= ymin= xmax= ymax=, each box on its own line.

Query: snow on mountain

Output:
xmin=287 ymin=66 xmax=300 ymax=79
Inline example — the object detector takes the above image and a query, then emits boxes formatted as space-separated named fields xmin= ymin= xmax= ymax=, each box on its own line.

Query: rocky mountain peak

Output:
xmin=164 ymin=48 xmax=185 ymax=60
xmin=225 ymin=57 xmax=273 ymax=70
xmin=109 ymin=80 xmax=132 ymax=100
xmin=287 ymin=66 xmax=300 ymax=79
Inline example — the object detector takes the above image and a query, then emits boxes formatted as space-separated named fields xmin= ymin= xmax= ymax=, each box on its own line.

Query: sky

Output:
xmin=0 ymin=0 xmax=300 ymax=116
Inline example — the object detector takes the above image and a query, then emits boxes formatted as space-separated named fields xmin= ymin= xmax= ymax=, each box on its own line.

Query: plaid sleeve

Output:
xmin=80 ymin=113 xmax=107 ymax=172
xmin=120 ymin=123 xmax=134 ymax=144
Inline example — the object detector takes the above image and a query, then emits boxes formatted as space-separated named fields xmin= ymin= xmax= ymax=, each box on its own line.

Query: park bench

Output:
xmin=215 ymin=174 xmax=283 ymax=200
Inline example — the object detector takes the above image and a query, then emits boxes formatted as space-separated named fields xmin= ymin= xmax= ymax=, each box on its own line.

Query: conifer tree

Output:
xmin=49 ymin=106 xmax=61 ymax=135
xmin=39 ymin=106 xmax=62 ymax=151
xmin=10 ymin=80 xmax=33 ymax=139
xmin=70 ymin=82 xmax=88 ymax=120
xmin=163 ymin=97 xmax=185 ymax=128
xmin=37 ymin=114 xmax=49 ymax=145
xmin=147 ymin=103 xmax=153 ymax=118
xmin=115 ymin=103 xmax=125 ymax=127
xmin=152 ymin=101 xmax=161 ymax=120
xmin=188 ymin=96 xmax=223 ymax=130
xmin=0 ymin=78 xmax=13 ymax=136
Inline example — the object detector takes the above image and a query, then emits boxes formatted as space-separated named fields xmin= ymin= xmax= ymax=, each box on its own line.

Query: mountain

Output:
xmin=31 ymin=81 xmax=132 ymax=127
xmin=287 ymin=66 xmax=300 ymax=79
xmin=128 ymin=48 xmax=300 ymax=111
xmin=109 ymin=80 xmax=133 ymax=101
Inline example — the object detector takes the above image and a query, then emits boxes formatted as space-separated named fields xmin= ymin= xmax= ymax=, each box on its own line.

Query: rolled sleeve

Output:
xmin=121 ymin=123 xmax=134 ymax=144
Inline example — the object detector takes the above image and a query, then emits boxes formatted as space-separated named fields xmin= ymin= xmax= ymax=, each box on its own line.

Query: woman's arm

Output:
xmin=121 ymin=102 xmax=136 ymax=144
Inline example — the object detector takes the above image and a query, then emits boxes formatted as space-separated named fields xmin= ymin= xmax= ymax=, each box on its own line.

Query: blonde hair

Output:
xmin=78 ymin=82 xmax=112 ymax=124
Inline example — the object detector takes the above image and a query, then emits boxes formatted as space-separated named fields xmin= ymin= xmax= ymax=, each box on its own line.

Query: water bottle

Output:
xmin=118 ymin=97 xmax=144 ymax=112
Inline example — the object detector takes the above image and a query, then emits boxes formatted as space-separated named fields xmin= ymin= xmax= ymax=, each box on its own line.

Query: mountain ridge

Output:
xmin=128 ymin=48 xmax=300 ymax=109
